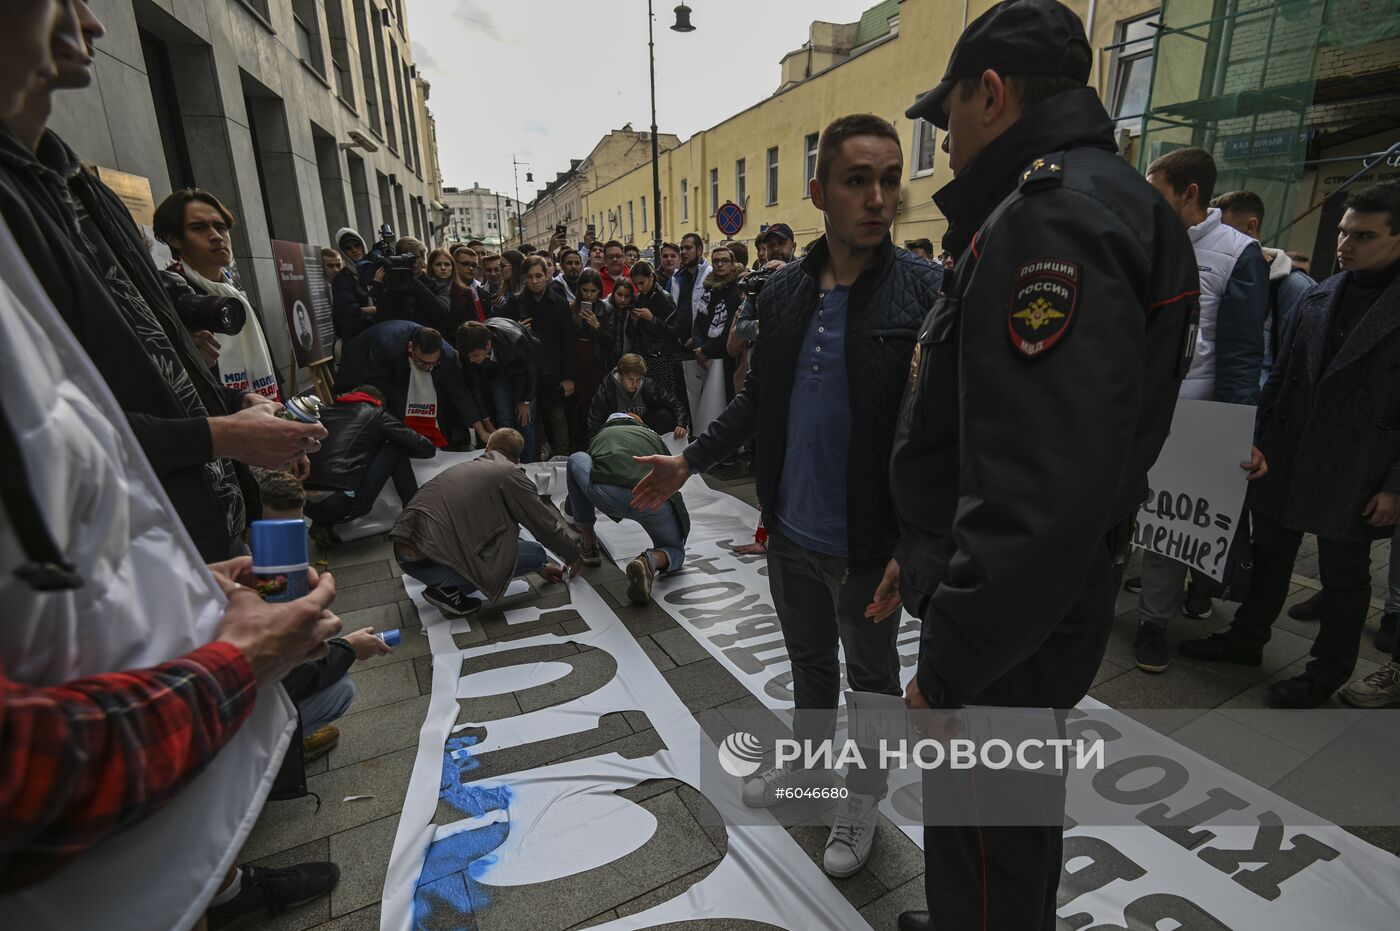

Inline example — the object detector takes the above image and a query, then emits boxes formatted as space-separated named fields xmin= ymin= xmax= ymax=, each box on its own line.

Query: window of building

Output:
xmin=912 ymin=119 xmax=936 ymax=176
xmin=292 ymin=0 xmax=325 ymax=77
xmin=234 ymin=0 xmax=272 ymax=25
xmin=709 ymin=167 xmax=719 ymax=214
xmin=372 ymin=19 xmax=397 ymax=152
xmin=765 ymin=147 xmax=779 ymax=206
xmin=1109 ymin=12 xmax=1157 ymax=132
xmin=628 ymin=201 xmax=635 ymax=238
xmin=804 ymin=132 xmax=819 ymax=194
xmin=324 ymin=0 xmax=354 ymax=106
xmin=352 ymin=0 xmax=381 ymax=135
xmin=681 ymin=178 xmax=688 ymax=221
xmin=641 ymin=195 xmax=647 ymax=231
xmin=735 ymin=158 xmax=746 ymax=207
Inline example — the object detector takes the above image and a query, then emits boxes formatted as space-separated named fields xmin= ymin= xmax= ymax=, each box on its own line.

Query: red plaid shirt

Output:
xmin=0 ymin=641 xmax=257 ymax=891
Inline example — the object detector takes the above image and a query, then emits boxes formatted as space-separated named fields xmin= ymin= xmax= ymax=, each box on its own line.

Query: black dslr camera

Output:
xmin=739 ymin=266 xmax=774 ymax=298
xmin=371 ymin=223 xmax=396 ymax=260
xmin=159 ymin=269 xmax=246 ymax=335
xmin=373 ymin=252 xmax=419 ymax=295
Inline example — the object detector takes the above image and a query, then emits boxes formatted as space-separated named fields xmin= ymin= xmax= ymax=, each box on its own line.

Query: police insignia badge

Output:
xmin=1007 ymin=259 xmax=1080 ymax=357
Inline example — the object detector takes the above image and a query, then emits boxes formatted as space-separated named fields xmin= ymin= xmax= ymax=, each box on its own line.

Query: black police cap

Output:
xmin=905 ymin=0 xmax=1092 ymax=130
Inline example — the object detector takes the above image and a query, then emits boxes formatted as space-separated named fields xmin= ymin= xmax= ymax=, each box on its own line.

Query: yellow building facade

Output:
xmin=576 ymin=0 xmax=1160 ymax=255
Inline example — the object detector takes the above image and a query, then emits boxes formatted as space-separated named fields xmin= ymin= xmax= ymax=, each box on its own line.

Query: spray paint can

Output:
xmin=276 ymin=394 xmax=323 ymax=424
xmin=376 ymin=629 xmax=401 ymax=647
xmin=250 ymin=519 xmax=310 ymax=602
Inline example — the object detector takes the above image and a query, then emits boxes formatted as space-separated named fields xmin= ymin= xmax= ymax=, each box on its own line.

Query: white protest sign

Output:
xmin=1134 ymin=399 xmax=1255 ymax=580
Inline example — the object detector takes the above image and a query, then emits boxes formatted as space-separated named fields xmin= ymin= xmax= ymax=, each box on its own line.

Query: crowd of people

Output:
xmin=3 ymin=2 xmax=1399 ymax=931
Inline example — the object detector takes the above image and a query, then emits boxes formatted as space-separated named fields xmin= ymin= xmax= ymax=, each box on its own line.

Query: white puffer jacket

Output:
xmin=1181 ymin=208 xmax=1256 ymax=400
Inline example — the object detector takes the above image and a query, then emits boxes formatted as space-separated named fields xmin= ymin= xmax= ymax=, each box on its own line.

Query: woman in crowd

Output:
xmin=598 ymin=276 xmax=639 ymax=365
xmin=569 ymin=267 xmax=608 ymax=450
xmin=424 ymin=247 xmax=454 ymax=303
xmin=517 ymin=255 xmax=575 ymax=458
xmin=492 ymin=248 xmax=525 ymax=319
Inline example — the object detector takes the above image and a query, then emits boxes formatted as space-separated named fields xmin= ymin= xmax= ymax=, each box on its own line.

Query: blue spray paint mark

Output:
xmin=411 ymin=733 xmax=512 ymax=928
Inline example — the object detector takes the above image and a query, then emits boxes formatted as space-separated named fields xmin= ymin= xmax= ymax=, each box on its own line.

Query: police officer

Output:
xmin=880 ymin=2 xmax=1200 ymax=928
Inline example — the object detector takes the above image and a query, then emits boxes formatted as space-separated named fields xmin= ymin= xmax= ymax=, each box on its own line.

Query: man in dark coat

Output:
xmin=630 ymin=114 xmax=943 ymax=880
xmin=0 ymin=2 xmax=324 ymax=562
xmin=1183 ymin=180 xmax=1400 ymax=708
xmin=335 ymin=321 xmax=488 ymax=447
xmin=889 ymin=2 xmax=1199 ymax=927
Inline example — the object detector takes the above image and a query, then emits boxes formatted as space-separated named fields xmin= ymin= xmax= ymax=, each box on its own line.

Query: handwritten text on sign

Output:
xmin=1134 ymin=399 xmax=1255 ymax=580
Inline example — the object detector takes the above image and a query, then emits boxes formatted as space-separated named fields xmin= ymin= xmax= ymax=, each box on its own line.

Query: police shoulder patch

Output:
xmin=1007 ymin=259 xmax=1080 ymax=358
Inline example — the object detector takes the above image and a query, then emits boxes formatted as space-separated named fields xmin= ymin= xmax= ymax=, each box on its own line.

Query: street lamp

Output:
xmin=511 ymin=154 xmax=532 ymax=249
xmin=647 ymin=1 xmax=697 ymax=262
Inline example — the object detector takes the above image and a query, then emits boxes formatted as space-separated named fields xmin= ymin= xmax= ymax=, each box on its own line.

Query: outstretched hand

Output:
xmin=630 ymin=454 xmax=691 ymax=512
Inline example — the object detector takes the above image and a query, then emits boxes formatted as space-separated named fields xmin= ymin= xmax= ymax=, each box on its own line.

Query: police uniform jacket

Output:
xmin=890 ymin=88 xmax=1199 ymax=706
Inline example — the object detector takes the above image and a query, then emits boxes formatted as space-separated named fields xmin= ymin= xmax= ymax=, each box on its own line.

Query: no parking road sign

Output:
xmin=715 ymin=201 xmax=744 ymax=237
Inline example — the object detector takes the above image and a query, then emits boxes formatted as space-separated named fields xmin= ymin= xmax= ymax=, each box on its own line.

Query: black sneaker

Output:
xmin=1287 ymin=591 xmax=1323 ymax=621
xmin=1123 ymin=576 xmax=1143 ymax=594
xmin=422 ymin=586 xmax=482 ymax=618
xmin=1182 ymin=586 xmax=1214 ymax=620
xmin=579 ymin=538 xmax=602 ymax=567
xmin=1376 ymin=613 xmax=1398 ymax=655
xmin=1178 ymin=632 xmax=1263 ymax=666
xmin=1134 ymin=622 xmax=1170 ymax=673
xmin=206 ymin=862 xmax=340 ymax=930
xmin=1265 ymin=676 xmax=1337 ymax=709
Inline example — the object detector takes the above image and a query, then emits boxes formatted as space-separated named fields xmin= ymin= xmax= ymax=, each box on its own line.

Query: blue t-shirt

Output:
xmin=775 ymin=286 xmax=851 ymax=557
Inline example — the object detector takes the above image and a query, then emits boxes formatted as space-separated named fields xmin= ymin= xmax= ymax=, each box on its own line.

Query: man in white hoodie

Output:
xmin=1130 ymin=147 xmax=1269 ymax=674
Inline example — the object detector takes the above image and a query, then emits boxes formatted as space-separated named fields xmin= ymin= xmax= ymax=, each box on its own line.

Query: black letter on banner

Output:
xmin=1091 ymin=755 xmax=1189 ymax=806
xmin=1066 ymin=714 xmax=1123 ymax=745
xmin=1057 ymin=835 xmax=1147 ymax=928
xmin=1196 ymin=811 xmax=1340 ymax=901
xmin=1084 ymin=893 xmax=1232 ymax=930
xmin=666 ymin=582 xmax=747 ymax=605
xmin=1139 ymin=787 xmax=1250 ymax=851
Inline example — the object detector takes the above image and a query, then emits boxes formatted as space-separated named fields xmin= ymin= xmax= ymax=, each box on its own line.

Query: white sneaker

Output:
xmin=741 ymin=762 xmax=805 ymax=808
xmin=823 ymin=792 xmax=880 ymax=878
xmin=1340 ymin=661 xmax=1400 ymax=708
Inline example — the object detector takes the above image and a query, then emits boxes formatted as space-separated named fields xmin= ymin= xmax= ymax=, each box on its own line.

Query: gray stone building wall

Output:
xmin=51 ymin=0 xmax=438 ymax=375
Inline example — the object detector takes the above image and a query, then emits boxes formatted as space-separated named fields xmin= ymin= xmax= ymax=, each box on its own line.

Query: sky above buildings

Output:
xmin=410 ymin=0 xmax=887 ymax=200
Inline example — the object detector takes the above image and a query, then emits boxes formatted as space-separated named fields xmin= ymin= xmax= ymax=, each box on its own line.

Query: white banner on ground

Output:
xmin=592 ymin=459 xmax=1400 ymax=928
xmin=1134 ymin=399 xmax=1255 ymax=580
xmin=382 ymin=572 xmax=873 ymax=931
xmin=682 ymin=358 xmax=729 ymax=438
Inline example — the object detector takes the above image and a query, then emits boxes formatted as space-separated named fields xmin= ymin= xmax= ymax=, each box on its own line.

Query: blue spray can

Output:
xmin=376 ymin=629 xmax=401 ymax=646
xmin=251 ymin=519 xmax=310 ymax=602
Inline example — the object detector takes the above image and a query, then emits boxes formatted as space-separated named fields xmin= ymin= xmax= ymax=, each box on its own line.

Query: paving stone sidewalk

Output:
xmin=239 ymin=466 xmax=1400 ymax=930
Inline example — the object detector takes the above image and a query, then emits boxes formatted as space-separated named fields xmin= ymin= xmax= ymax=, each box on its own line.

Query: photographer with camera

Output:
xmin=365 ymin=236 xmax=447 ymax=331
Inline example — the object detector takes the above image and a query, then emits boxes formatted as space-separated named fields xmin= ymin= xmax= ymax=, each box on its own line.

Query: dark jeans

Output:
xmin=489 ymin=375 xmax=537 ymax=462
xmin=305 ymin=445 xmax=419 ymax=525
xmin=1226 ymin=510 xmax=1371 ymax=688
xmin=538 ymin=387 xmax=571 ymax=457
xmin=904 ymin=529 xmax=1118 ymax=931
xmin=766 ymin=528 xmax=900 ymax=796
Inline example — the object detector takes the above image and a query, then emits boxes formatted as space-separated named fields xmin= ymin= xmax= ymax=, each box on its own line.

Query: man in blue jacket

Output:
xmin=631 ymin=113 xmax=942 ymax=879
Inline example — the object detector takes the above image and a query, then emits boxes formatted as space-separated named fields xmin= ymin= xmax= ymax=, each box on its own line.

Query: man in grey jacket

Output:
xmin=391 ymin=429 xmax=581 ymax=617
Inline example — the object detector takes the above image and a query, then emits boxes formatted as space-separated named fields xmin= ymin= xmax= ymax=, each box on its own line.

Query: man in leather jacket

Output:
xmin=631 ymin=113 xmax=942 ymax=879
xmin=457 ymin=317 xmax=544 ymax=461
xmin=303 ymin=385 xmax=437 ymax=547
xmin=887 ymin=3 xmax=1199 ymax=929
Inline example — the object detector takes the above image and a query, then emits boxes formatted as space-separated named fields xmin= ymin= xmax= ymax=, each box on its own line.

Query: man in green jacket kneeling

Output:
xmin=566 ymin=413 xmax=690 ymax=603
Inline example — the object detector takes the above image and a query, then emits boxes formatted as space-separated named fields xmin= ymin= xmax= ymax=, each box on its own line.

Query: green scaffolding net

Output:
xmin=1138 ymin=0 xmax=1400 ymax=249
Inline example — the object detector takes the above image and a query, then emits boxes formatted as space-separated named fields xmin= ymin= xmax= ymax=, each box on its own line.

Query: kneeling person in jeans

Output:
xmin=567 ymin=413 xmax=689 ymax=603
xmin=391 ymin=429 xmax=582 ymax=617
